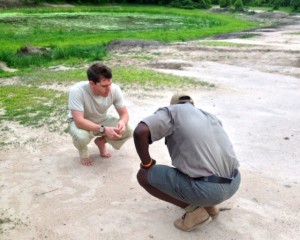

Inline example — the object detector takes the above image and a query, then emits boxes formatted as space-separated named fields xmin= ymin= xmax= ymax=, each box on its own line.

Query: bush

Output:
xmin=271 ymin=0 xmax=283 ymax=9
xmin=193 ymin=0 xmax=212 ymax=8
xmin=234 ymin=0 xmax=243 ymax=10
xmin=291 ymin=0 xmax=300 ymax=10
xmin=254 ymin=0 xmax=263 ymax=6
xmin=170 ymin=0 xmax=198 ymax=9
xmin=220 ymin=0 xmax=231 ymax=8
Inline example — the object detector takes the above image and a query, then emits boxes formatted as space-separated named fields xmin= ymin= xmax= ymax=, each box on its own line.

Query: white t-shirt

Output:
xmin=68 ymin=81 xmax=124 ymax=124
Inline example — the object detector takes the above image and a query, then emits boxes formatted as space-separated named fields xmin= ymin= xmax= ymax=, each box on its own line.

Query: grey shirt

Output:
xmin=142 ymin=103 xmax=239 ymax=178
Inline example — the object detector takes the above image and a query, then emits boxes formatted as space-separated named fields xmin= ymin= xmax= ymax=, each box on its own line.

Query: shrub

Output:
xmin=170 ymin=0 xmax=198 ymax=8
xmin=194 ymin=0 xmax=212 ymax=8
xmin=254 ymin=0 xmax=263 ymax=6
xmin=234 ymin=0 xmax=244 ymax=10
xmin=220 ymin=0 xmax=231 ymax=8
xmin=291 ymin=0 xmax=300 ymax=10
xmin=270 ymin=0 xmax=283 ymax=9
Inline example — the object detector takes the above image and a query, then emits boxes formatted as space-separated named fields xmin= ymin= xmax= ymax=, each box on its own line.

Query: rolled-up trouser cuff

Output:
xmin=68 ymin=121 xmax=94 ymax=158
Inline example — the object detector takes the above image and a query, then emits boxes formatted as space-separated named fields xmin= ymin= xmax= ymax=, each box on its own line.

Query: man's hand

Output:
xmin=104 ymin=126 xmax=122 ymax=140
xmin=115 ymin=120 xmax=126 ymax=134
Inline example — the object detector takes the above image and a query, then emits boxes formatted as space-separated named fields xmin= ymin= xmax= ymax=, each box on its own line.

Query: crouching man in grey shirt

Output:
xmin=133 ymin=93 xmax=240 ymax=231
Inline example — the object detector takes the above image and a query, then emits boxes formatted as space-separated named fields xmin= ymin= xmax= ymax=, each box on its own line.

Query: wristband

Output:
xmin=140 ymin=159 xmax=153 ymax=169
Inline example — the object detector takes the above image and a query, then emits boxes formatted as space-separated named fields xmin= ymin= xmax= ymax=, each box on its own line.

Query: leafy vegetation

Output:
xmin=0 ymin=5 xmax=258 ymax=73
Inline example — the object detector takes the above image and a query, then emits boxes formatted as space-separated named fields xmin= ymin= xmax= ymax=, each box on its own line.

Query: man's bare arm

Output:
xmin=71 ymin=110 xmax=99 ymax=132
xmin=134 ymin=122 xmax=153 ymax=166
xmin=115 ymin=106 xmax=129 ymax=134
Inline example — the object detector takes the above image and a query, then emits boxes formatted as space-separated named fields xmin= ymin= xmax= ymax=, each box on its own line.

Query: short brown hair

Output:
xmin=87 ymin=62 xmax=112 ymax=83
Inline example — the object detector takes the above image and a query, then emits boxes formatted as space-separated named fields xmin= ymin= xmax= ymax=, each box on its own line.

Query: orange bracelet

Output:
xmin=141 ymin=159 xmax=153 ymax=168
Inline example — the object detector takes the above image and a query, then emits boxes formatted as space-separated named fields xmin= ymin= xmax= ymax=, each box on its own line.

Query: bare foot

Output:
xmin=94 ymin=137 xmax=112 ymax=158
xmin=80 ymin=157 xmax=93 ymax=166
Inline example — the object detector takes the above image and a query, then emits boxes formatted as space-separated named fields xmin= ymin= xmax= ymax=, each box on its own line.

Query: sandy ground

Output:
xmin=1 ymin=12 xmax=300 ymax=240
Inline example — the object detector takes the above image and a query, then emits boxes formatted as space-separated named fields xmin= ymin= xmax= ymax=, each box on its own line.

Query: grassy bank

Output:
xmin=0 ymin=5 xmax=259 ymax=132
xmin=0 ymin=5 xmax=259 ymax=72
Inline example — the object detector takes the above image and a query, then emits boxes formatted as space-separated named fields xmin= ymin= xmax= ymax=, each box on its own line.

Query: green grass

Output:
xmin=20 ymin=67 xmax=86 ymax=85
xmin=113 ymin=67 xmax=215 ymax=89
xmin=0 ymin=5 xmax=259 ymax=71
xmin=0 ymin=44 xmax=107 ymax=68
xmin=0 ymin=7 xmax=256 ymax=50
xmin=0 ymin=86 xmax=68 ymax=132
xmin=20 ymin=66 xmax=214 ymax=89
xmin=0 ymin=69 xmax=17 ymax=78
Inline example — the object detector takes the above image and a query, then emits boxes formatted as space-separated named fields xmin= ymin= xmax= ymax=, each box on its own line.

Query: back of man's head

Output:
xmin=170 ymin=93 xmax=194 ymax=105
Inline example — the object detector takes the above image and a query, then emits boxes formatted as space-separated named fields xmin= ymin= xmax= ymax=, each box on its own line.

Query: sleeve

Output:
xmin=142 ymin=107 xmax=174 ymax=143
xmin=68 ymin=86 xmax=84 ymax=112
xmin=113 ymin=84 xmax=125 ymax=110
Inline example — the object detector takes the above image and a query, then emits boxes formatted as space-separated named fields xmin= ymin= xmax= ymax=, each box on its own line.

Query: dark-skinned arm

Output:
xmin=133 ymin=122 xmax=156 ymax=168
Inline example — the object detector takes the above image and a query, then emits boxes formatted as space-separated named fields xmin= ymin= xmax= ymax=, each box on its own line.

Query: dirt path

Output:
xmin=1 ymin=13 xmax=300 ymax=240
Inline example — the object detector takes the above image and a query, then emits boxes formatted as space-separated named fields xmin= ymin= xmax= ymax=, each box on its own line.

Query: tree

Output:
xmin=291 ymin=0 xmax=300 ymax=10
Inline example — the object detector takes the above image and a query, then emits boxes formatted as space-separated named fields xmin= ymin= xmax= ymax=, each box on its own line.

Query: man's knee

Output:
xmin=71 ymin=131 xmax=91 ymax=147
xmin=137 ymin=168 xmax=149 ymax=187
